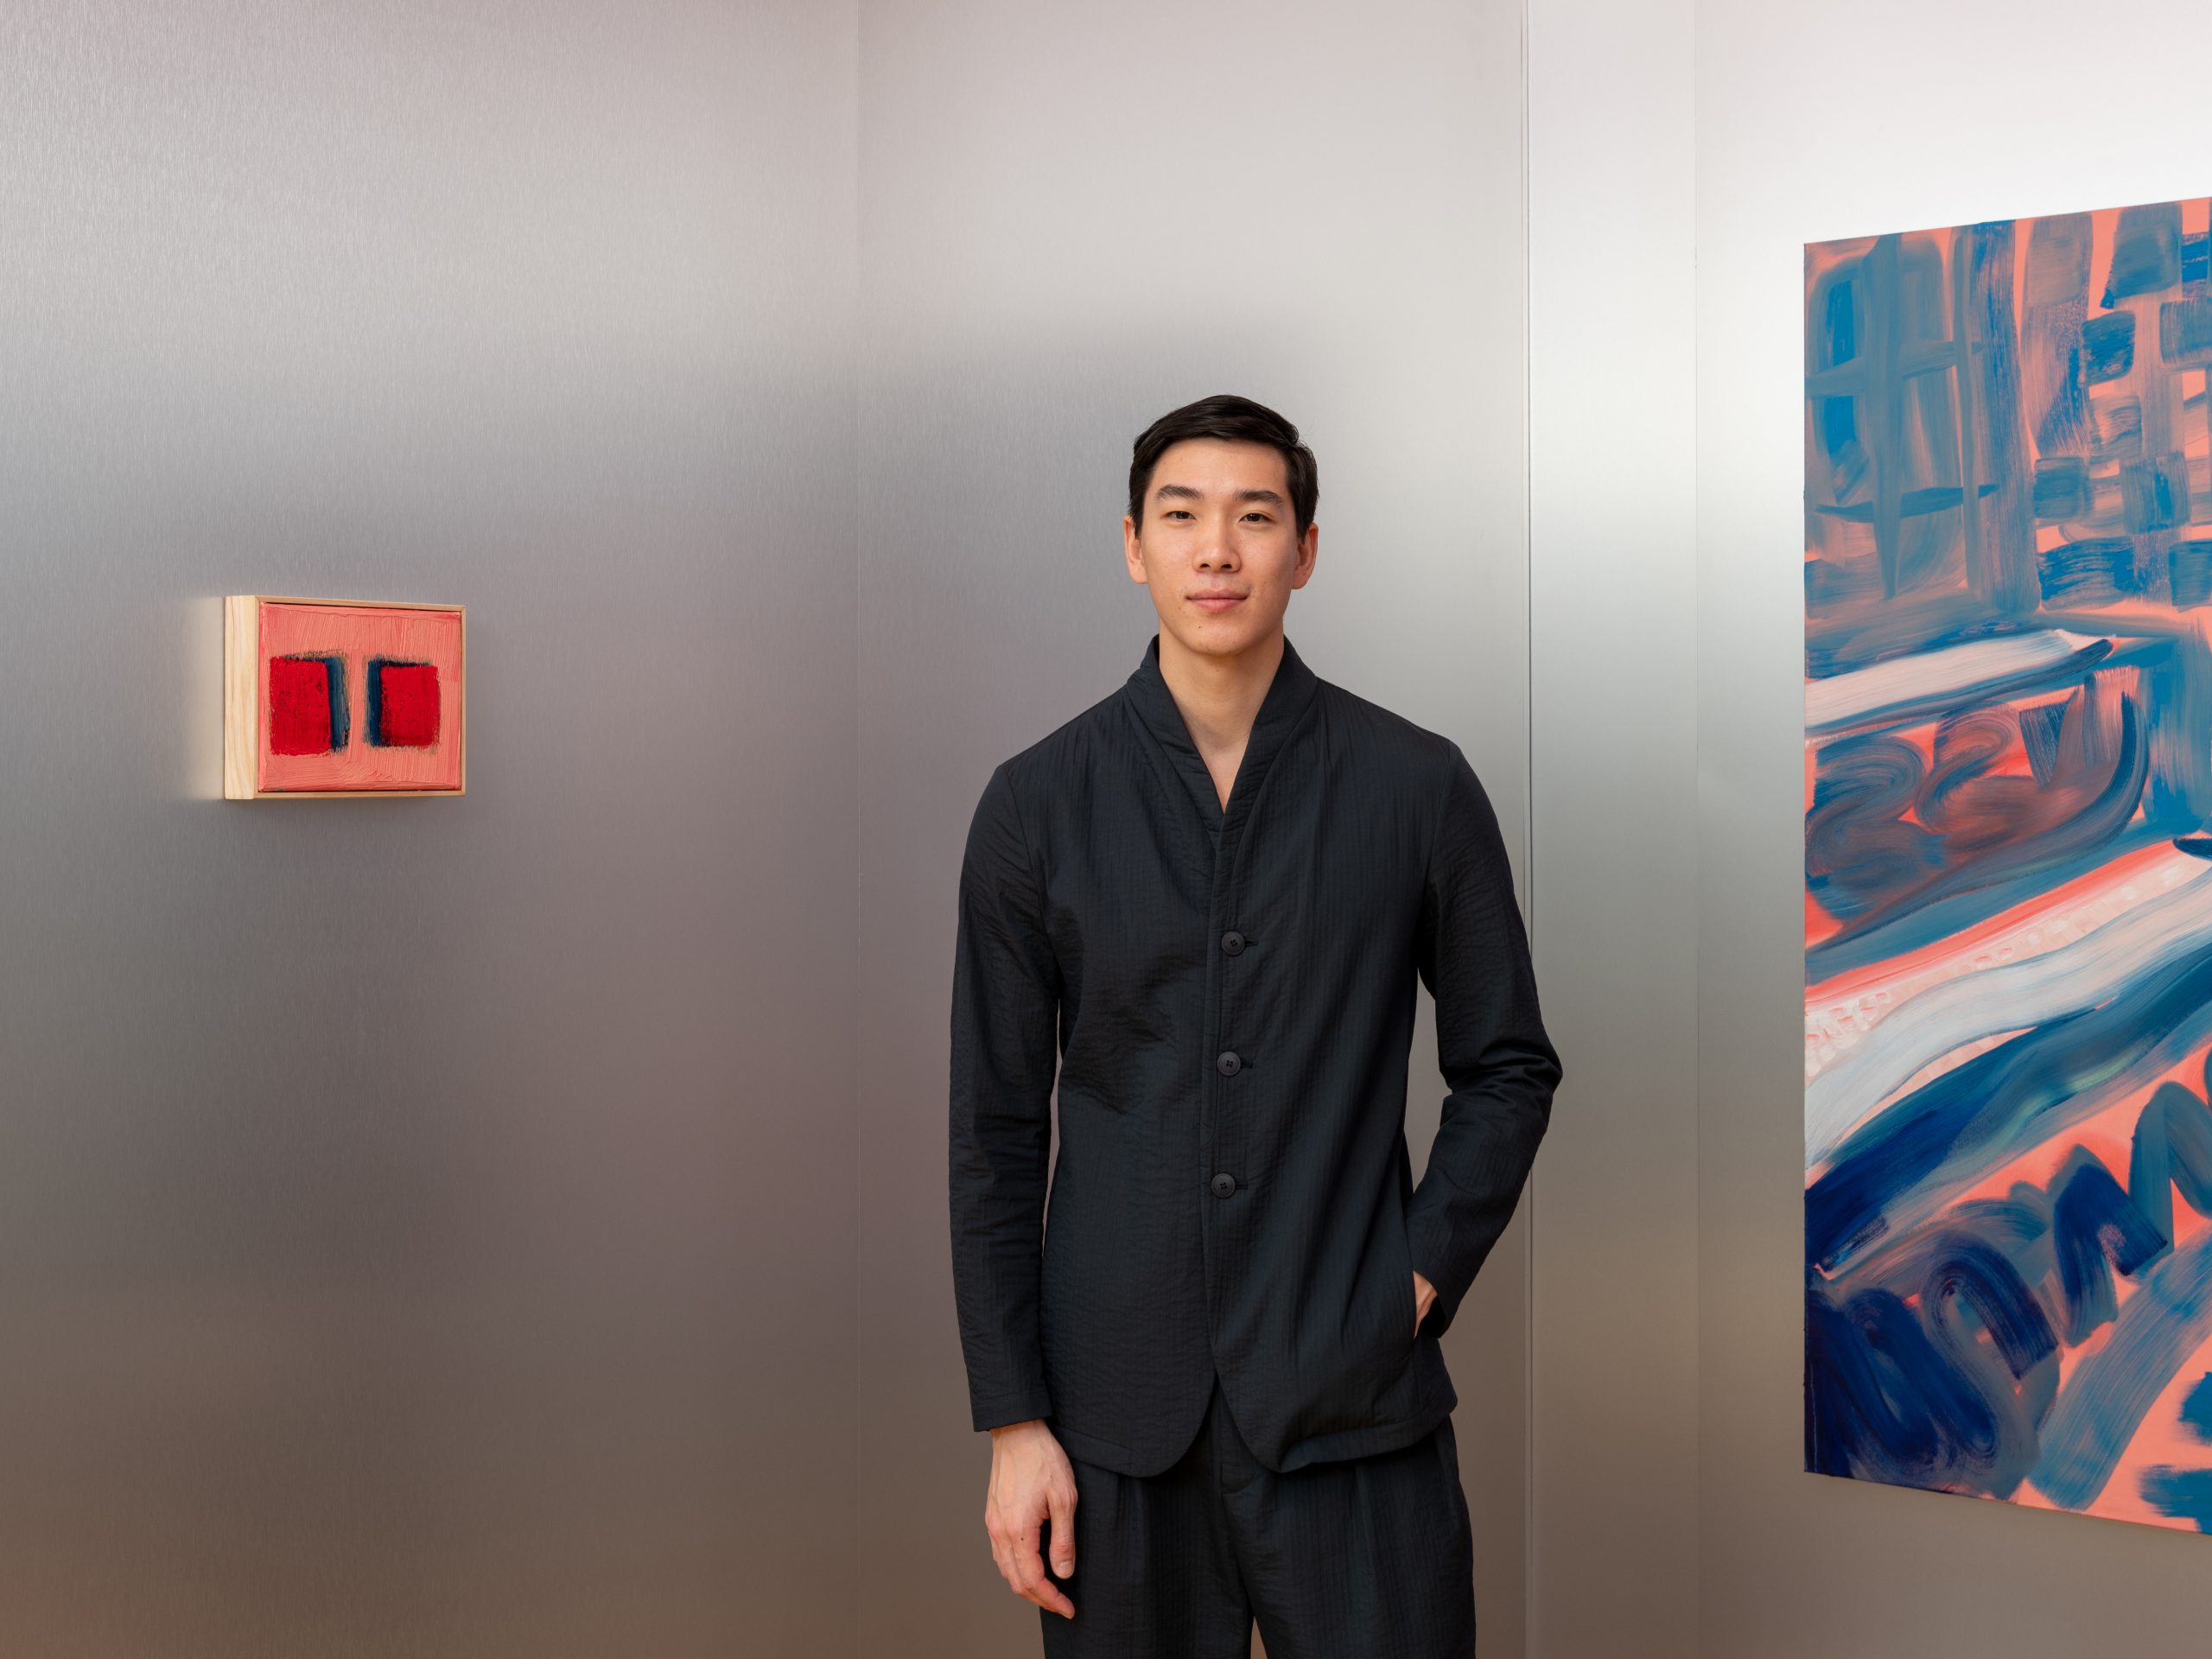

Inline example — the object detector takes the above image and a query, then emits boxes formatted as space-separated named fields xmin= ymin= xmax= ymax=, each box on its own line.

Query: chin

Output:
xmin=1179 ymin=613 xmax=1268 ymax=655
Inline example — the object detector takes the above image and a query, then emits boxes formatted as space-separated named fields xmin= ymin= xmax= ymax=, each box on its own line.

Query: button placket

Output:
xmin=1211 ymin=931 xmax=1252 ymax=1204
xmin=1208 ymin=812 xmax=1267 ymax=1223
xmin=1191 ymin=671 xmax=1313 ymax=1313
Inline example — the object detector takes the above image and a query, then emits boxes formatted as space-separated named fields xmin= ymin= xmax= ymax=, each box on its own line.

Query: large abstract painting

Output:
xmin=1804 ymin=198 xmax=2212 ymax=1531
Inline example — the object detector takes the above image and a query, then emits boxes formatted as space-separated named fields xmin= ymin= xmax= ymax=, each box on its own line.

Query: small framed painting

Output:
xmin=224 ymin=595 xmax=466 ymax=799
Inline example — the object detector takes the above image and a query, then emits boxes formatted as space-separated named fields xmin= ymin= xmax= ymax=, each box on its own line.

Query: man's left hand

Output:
xmin=1412 ymin=1270 xmax=1437 ymax=1339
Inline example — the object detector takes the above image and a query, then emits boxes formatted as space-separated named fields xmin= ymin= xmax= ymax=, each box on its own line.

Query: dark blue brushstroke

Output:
xmin=1925 ymin=1230 xmax=2059 ymax=1376
xmin=366 ymin=656 xmax=389 ymax=746
xmin=2032 ymin=457 xmax=2088 ymax=521
xmin=1807 ymin=1284 xmax=1987 ymax=1483
xmin=2122 ymin=452 xmax=2190 ymax=533
xmin=319 ymin=655 xmax=348 ymax=750
xmin=2052 ymin=1150 xmax=2169 ymax=1342
xmin=2186 ymin=229 xmax=2210 ymax=293
xmin=1814 ymin=279 xmax=1866 ymax=457
xmin=2037 ymin=538 xmax=2139 ymax=604
xmin=365 ymin=655 xmax=429 ymax=748
xmin=2020 ymin=702 xmax=2064 ymax=785
xmin=2172 ymin=541 xmax=2212 ymax=607
xmin=1805 ymin=736 xmax=1942 ymax=922
xmin=1826 ymin=279 xmax=1857 ymax=364
xmin=2179 ymin=1372 xmax=2212 ymax=1440
xmin=2032 ymin=1225 xmax=2212 ymax=1509
xmin=2126 ymin=1078 xmax=2212 ymax=1248
xmin=2167 ymin=539 xmax=2212 ymax=610
xmin=1807 ymin=822 xmax=2169 ymax=982
xmin=1808 ymin=1242 xmax=2056 ymax=1497
xmin=2140 ymin=623 xmax=2212 ymax=830
xmin=2160 ymin=296 xmax=2212 ymax=366
xmin=1808 ymin=267 xmax=1871 ymax=510
xmin=1814 ymin=267 xmax=1866 ymax=471
xmin=2082 ymin=311 xmax=2136 ymax=384
xmin=1920 ymin=1230 xmax=2061 ymax=1494
xmin=2102 ymin=200 xmax=2182 ymax=305
xmin=1808 ymin=685 xmax=2146 ymax=957
xmin=2140 ymin=1465 xmax=2212 ymax=1530
xmin=1821 ymin=395 xmax=1857 ymax=456
xmin=1812 ymin=484 xmax=1999 ymax=524
xmin=1807 ymin=928 xmax=2212 ymax=1272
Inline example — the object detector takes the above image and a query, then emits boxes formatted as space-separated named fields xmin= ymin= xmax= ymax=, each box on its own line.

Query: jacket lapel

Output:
xmin=1122 ymin=631 xmax=1320 ymax=837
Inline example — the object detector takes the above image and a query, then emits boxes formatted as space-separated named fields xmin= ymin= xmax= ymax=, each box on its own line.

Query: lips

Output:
xmin=1191 ymin=594 xmax=1245 ymax=608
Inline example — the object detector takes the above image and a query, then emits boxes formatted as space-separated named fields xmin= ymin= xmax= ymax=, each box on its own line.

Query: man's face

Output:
xmin=1123 ymin=437 xmax=1317 ymax=658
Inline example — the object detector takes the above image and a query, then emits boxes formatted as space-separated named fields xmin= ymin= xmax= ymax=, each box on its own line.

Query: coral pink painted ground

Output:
xmin=257 ymin=601 xmax=462 ymax=792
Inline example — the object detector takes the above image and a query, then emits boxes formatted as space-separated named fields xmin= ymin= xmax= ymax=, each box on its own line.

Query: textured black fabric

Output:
xmin=1037 ymin=1370 xmax=1477 ymax=1658
xmin=949 ymin=631 xmax=1560 ymax=1476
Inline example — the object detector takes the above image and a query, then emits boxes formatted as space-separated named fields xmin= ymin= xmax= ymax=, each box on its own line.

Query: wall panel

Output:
xmin=1528 ymin=1 xmax=1700 ymax=1655
xmin=0 ymin=4 xmax=858 ymax=1653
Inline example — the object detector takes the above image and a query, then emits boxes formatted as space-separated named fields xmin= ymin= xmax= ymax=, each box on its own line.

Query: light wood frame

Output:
xmin=224 ymin=594 xmax=467 ymax=800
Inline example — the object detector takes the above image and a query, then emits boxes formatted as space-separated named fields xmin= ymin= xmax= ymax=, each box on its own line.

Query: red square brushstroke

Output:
xmin=268 ymin=656 xmax=336 ymax=754
xmin=376 ymin=662 xmax=441 ymax=747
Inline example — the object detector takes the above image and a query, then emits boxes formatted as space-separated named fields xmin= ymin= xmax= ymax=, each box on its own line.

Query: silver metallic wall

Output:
xmin=0 ymin=3 xmax=858 ymax=1654
xmin=854 ymin=3 xmax=1534 ymax=1653
xmin=1528 ymin=2 xmax=1700 ymax=1654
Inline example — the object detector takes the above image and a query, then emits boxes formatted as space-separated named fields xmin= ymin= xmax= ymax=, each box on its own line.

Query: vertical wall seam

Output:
xmin=1685 ymin=9 xmax=1702 ymax=1649
xmin=1689 ymin=3 xmax=1707 ymax=1654
xmin=1517 ymin=0 xmax=1538 ymax=1652
xmin=852 ymin=9 xmax=868 ymax=1659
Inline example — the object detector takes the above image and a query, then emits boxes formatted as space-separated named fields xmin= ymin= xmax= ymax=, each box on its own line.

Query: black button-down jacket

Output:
xmin=948 ymin=631 xmax=1560 ymax=1476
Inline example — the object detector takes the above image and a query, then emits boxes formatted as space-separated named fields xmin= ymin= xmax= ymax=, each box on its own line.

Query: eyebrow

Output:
xmin=1153 ymin=483 xmax=1287 ymax=508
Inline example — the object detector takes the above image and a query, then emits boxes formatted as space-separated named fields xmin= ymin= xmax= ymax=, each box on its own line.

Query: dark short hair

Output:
xmin=1127 ymin=394 xmax=1319 ymax=538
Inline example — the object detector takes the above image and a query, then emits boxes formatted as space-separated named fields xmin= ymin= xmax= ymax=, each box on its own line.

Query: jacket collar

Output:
xmin=1124 ymin=629 xmax=1320 ymax=830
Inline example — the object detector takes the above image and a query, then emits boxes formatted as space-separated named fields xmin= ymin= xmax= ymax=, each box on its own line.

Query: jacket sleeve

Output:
xmin=1405 ymin=741 xmax=1562 ymax=1343
xmin=947 ymin=761 xmax=1063 ymax=1432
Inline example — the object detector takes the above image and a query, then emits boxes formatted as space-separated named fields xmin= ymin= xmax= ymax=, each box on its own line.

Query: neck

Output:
xmin=1157 ymin=626 xmax=1284 ymax=751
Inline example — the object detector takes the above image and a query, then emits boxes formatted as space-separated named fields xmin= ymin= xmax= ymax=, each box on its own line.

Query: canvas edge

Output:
xmin=222 ymin=594 xmax=259 ymax=801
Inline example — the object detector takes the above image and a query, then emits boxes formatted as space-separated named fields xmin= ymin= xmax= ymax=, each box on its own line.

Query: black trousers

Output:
xmin=1039 ymin=1371 xmax=1477 ymax=1658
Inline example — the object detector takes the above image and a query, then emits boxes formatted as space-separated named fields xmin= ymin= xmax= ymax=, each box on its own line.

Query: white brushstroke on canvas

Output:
xmin=1805 ymin=849 xmax=2203 ymax=1081
xmin=1806 ymin=860 xmax=2212 ymax=1169
xmin=1804 ymin=630 xmax=2104 ymax=734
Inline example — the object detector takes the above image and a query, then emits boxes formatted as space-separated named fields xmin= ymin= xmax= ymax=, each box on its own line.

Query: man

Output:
xmin=948 ymin=393 xmax=1560 ymax=1656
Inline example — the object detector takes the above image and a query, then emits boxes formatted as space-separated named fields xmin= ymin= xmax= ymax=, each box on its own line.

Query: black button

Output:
xmin=1210 ymin=1172 xmax=1236 ymax=1198
xmin=1216 ymin=1050 xmax=1241 ymax=1076
xmin=1221 ymin=930 xmax=1245 ymax=955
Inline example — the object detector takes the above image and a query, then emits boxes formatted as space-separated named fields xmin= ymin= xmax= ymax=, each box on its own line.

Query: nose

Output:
xmin=1196 ymin=514 xmax=1238 ymax=569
